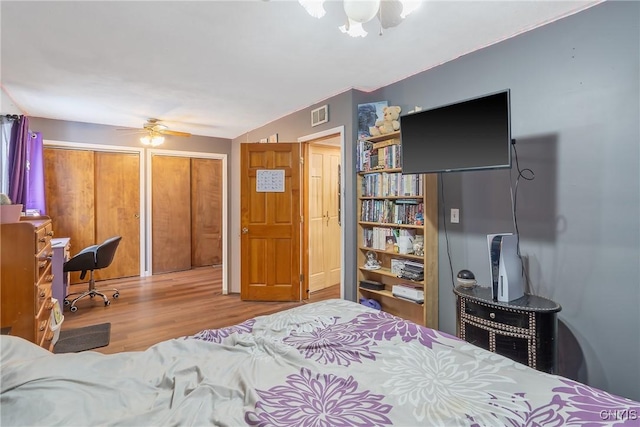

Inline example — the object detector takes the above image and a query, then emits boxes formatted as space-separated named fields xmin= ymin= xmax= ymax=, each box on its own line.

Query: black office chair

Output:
xmin=63 ymin=236 xmax=122 ymax=312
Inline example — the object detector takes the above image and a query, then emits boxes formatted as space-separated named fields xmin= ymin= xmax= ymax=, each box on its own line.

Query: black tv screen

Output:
xmin=400 ymin=90 xmax=511 ymax=174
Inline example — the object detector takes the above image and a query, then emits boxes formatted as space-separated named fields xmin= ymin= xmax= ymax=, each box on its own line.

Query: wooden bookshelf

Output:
xmin=356 ymin=131 xmax=439 ymax=328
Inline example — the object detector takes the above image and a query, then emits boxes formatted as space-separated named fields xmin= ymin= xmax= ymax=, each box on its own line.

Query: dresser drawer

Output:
xmin=464 ymin=300 xmax=530 ymax=329
xmin=35 ymin=294 xmax=54 ymax=345
xmin=36 ymin=223 xmax=53 ymax=253
xmin=36 ymin=280 xmax=53 ymax=308
xmin=35 ymin=251 xmax=52 ymax=282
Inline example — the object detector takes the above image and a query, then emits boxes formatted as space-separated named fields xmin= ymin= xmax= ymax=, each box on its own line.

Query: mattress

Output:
xmin=1 ymin=298 xmax=638 ymax=426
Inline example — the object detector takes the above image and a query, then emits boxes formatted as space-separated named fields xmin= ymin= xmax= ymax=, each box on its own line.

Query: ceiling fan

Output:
xmin=121 ymin=118 xmax=191 ymax=147
xmin=141 ymin=118 xmax=191 ymax=137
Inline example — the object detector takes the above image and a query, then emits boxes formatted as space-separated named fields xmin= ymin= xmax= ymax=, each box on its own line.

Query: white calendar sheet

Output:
xmin=256 ymin=169 xmax=285 ymax=192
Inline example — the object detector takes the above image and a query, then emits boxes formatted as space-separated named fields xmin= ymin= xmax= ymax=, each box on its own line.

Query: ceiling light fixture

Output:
xmin=299 ymin=0 xmax=422 ymax=38
xmin=140 ymin=133 xmax=165 ymax=147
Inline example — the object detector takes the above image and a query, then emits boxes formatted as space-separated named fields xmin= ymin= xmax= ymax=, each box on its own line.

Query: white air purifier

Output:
xmin=487 ymin=233 xmax=524 ymax=302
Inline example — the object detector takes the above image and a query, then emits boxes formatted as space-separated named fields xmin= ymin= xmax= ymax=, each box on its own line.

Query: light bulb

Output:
xmin=343 ymin=0 xmax=380 ymax=24
xmin=140 ymin=134 xmax=164 ymax=147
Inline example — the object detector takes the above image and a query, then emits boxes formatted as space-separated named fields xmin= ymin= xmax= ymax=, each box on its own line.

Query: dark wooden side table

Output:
xmin=454 ymin=286 xmax=561 ymax=373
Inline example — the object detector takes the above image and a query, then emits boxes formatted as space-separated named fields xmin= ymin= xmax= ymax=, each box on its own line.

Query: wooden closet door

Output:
xmin=44 ymin=148 xmax=95 ymax=284
xmin=94 ymin=152 xmax=140 ymax=280
xmin=191 ymin=158 xmax=223 ymax=267
xmin=152 ymin=155 xmax=191 ymax=274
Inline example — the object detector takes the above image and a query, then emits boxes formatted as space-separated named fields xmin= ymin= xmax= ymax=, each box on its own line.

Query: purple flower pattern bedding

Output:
xmin=1 ymin=299 xmax=638 ymax=426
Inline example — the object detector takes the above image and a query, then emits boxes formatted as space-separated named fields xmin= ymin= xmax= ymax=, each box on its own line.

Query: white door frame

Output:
xmin=298 ymin=126 xmax=345 ymax=299
xmin=146 ymin=149 xmax=228 ymax=294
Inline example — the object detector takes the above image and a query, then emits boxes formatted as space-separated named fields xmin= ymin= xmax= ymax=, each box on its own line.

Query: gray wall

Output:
xmin=374 ymin=1 xmax=639 ymax=400
xmin=29 ymin=117 xmax=231 ymax=154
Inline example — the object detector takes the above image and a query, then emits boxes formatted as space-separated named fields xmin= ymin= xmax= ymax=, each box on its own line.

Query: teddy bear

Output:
xmin=369 ymin=106 xmax=402 ymax=136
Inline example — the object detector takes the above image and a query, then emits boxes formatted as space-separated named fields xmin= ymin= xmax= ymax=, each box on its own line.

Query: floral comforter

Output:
xmin=2 ymin=299 xmax=638 ymax=426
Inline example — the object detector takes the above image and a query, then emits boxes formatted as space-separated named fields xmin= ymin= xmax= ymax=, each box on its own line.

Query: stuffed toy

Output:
xmin=369 ymin=106 xmax=402 ymax=136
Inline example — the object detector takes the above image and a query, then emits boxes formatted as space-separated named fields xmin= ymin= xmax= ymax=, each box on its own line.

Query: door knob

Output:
xmin=134 ymin=213 xmax=140 ymax=219
xmin=242 ymin=227 xmax=249 ymax=234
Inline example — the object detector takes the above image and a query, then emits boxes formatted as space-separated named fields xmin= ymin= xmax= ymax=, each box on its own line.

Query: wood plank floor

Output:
xmin=60 ymin=267 xmax=340 ymax=354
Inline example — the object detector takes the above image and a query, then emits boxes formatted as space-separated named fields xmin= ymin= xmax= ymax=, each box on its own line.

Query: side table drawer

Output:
xmin=464 ymin=300 xmax=529 ymax=329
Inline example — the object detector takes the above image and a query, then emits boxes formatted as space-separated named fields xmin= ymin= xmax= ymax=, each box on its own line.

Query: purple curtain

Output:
xmin=8 ymin=116 xmax=30 ymax=205
xmin=26 ymin=131 xmax=46 ymax=214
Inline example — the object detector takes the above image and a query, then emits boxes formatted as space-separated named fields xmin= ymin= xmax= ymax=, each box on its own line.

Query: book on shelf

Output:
xmin=356 ymin=138 xmax=402 ymax=171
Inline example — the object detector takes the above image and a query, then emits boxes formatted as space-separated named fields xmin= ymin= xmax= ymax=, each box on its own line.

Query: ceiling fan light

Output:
xmin=339 ymin=19 xmax=368 ymax=37
xmin=299 ymin=0 xmax=326 ymax=18
xmin=343 ymin=0 xmax=380 ymax=24
xmin=140 ymin=134 xmax=164 ymax=147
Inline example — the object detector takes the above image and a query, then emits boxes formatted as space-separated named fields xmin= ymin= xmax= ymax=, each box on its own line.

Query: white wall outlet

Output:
xmin=451 ymin=208 xmax=460 ymax=224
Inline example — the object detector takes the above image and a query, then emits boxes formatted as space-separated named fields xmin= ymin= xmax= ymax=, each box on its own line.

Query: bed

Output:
xmin=1 ymin=299 xmax=638 ymax=426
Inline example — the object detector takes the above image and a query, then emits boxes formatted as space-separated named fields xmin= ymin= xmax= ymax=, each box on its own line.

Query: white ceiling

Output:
xmin=1 ymin=0 xmax=600 ymax=139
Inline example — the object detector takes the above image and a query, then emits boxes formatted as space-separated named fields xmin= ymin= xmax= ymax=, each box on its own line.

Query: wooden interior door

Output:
xmin=94 ymin=151 xmax=140 ymax=280
xmin=151 ymin=155 xmax=191 ymax=274
xmin=308 ymin=144 xmax=341 ymax=292
xmin=44 ymin=148 xmax=95 ymax=285
xmin=191 ymin=158 xmax=222 ymax=266
xmin=240 ymin=143 xmax=301 ymax=301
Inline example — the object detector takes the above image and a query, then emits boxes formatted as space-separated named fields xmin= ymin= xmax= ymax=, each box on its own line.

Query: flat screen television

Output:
xmin=400 ymin=89 xmax=512 ymax=174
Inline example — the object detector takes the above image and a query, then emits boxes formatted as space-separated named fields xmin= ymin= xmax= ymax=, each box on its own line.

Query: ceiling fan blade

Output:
xmin=116 ymin=129 xmax=146 ymax=135
xmin=158 ymin=129 xmax=192 ymax=137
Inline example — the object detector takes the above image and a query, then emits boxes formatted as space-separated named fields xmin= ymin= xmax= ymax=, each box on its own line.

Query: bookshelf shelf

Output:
xmin=358 ymin=246 xmax=424 ymax=261
xmin=358 ymin=221 xmax=423 ymax=229
xmin=356 ymin=132 xmax=439 ymax=328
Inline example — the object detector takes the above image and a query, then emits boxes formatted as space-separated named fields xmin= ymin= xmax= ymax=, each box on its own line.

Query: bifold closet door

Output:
xmin=44 ymin=149 xmax=96 ymax=285
xmin=151 ymin=155 xmax=192 ymax=274
xmin=94 ymin=152 xmax=140 ymax=280
xmin=44 ymin=148 xmax=141 ymax=284
xmin=191 ymin=158 xmax=223 ymax=267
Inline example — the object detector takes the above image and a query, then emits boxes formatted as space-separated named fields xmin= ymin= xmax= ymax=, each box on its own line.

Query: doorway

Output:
xmin=300 ymin=127 xmax=344 ymax=300
xmin=307 ymin=140 xmax=341 ymax=292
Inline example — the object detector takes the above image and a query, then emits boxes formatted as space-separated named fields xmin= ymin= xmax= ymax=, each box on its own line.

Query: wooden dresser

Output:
xmin=1 ymin=217 xmax=56 ymax=351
